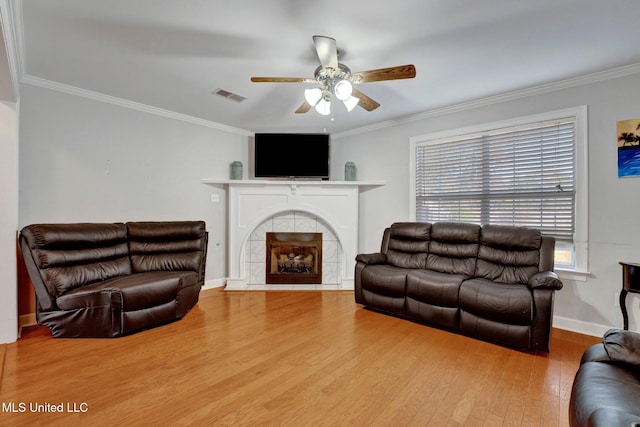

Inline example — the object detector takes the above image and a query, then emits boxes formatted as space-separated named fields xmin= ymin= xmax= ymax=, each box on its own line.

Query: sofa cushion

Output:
xmin=459 ymin=278 xmax=532 ymax=325
xmin=475 ymin=224 xmax=541 ymax=285
xmin=388 ymin=222 xmax=431 ymax=241
xmin=406 ymin=269 xmax=465 ymax=307
xmin=128 ymin=221 xmax=207 ymax=280
xmin=57 ymin=271 xmax=197 ymax=311
xmin=406 ymin=269 xmax=465 ymax=329
xmin=20 ymin=223 xmax=131 ymax=297
xmin=459 ymin=311 xmax=531 ymax=349
xmin=122 ymin=300 xmax=181 ymax=334
xmin=481 ymin=224 xmax=542 ymax=250
xmin=385 ymin=222 xmax=431 ymax=268
xmin=426 ymin=222 xmax=480 ymax=277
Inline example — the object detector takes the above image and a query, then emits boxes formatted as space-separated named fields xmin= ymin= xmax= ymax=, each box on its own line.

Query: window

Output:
xmin=410 ymin=106 xmax=588 ymax=274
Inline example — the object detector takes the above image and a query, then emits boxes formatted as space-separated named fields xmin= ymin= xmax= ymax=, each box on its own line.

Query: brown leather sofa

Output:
xmin=569 ymin=328 xmax=640 ymax=426
xmin=355 ymin=222 xmax=562 ymax=352
xmin=19 ymin=221 xmax=207 ymax=338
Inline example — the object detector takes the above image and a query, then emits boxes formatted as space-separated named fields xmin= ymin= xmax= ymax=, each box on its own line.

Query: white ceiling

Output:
xmin=12 ymin=0 xmax=640 ymax=134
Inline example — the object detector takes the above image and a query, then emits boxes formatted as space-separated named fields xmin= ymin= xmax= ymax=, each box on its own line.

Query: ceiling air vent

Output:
xmin=212 ymin=88 xmax=246 ymax=103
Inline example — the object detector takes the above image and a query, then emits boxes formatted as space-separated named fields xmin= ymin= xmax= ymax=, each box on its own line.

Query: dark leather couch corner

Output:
xmin=19 ymin=220 xmax=207 ymax=338
xmin=569 ymin=328 xmax=640 ymax=427
xmin=354 ymin=221 xmax=562 ymax=352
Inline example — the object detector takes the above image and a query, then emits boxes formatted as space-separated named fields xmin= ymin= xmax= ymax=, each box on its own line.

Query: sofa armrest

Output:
xmin=579 ymin=343 xmax=611 ymax=365
xmin=527 ymin=271 xmax=563 ymax=290
xmin=355 ymin=252 xmax=387 ymax=265
xmin=602 ymin=328 xmax=640 ymax=368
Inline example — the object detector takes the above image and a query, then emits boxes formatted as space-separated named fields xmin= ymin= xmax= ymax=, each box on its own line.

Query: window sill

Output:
xmin=556 ymin=268 xmax=590 ymax=282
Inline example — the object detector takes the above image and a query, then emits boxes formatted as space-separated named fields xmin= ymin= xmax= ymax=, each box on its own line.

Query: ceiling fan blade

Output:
xmin=295 ymin=101 xmax=312 ymax=114
xmin=251 ymin=77 xmax=316 ymax=83
xmin=351 ymin=64 xmax=416 ymax=83
xmin=313 ymin=35 xmax=338 ymax=70
xmin=352 ymin=88 xmax=380 ymax=112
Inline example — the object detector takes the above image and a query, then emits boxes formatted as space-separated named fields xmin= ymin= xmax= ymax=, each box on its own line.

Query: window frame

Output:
xmin=409 ymin=106 xmax=589 ymax=277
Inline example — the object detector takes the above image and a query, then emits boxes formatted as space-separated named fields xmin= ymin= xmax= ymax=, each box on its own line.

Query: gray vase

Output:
xmin=230 ymin=161 xmax=243 ymax=180
xmin=344 ymin=162 xmax=356 ymax=181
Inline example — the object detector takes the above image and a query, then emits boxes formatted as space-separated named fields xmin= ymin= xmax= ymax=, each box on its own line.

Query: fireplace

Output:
xmin=201 ymin=179 xmax=385 ymax=290
xmin=266 ymin=232 xmax=322 ymax=284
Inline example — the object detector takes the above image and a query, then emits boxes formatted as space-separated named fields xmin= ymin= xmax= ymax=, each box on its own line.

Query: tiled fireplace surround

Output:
xmin=203 ymin=180 xmax=382 ymax=290
xmin=246 ymin=211 xmax=342 ymax=288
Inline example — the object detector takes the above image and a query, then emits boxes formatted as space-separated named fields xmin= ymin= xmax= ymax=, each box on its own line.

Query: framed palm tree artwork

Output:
xmin=617 ymin=118 xmax=640 ymax=177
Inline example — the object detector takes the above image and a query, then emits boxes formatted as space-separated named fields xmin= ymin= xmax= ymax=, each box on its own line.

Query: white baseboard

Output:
xmin=203 ymin=278 xmax=226 ymax=290
xmin=553 ymin=315 xmax=615 ymax=338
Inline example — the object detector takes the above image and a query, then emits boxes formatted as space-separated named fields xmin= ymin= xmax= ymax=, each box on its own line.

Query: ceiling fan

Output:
xmin=250 ymin=35 xmax=416 ymax=116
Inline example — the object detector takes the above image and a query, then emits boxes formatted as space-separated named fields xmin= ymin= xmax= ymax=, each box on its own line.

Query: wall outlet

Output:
xmin=210 ymin=194 xmax=220 ymax=203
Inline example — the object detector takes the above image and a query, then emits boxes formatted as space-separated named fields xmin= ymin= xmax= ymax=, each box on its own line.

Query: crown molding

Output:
xmin=21 ymin=74 xmax=253 ymax=136
xmin=334 ymin=62 xmax=640 ymax=139
xmin=0 ymin=0 xmax=24 ymax=100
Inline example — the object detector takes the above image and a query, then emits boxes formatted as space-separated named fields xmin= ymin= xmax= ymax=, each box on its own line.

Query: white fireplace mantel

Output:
xmin=202 ymin=179 xmax=384 ymax=290
xmin=202 ymin=179 xmax=385 ymax=189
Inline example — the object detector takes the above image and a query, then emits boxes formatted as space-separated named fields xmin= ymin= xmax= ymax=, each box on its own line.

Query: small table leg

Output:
xmin=620 ymin=289 xmax=629 ymax=330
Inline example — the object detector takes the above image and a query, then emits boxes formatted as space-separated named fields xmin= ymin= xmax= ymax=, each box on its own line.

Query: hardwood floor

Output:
xmin=0 ymin=288 xmax=599 ymax=426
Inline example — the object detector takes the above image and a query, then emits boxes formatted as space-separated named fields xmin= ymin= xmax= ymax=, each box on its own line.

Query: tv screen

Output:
xmin=254 ymin=133 xmax=330 ymax=179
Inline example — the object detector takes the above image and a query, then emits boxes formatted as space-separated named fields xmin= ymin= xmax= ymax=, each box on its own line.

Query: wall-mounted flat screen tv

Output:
xmin=254 ymin=133 xmax=330 ymax=179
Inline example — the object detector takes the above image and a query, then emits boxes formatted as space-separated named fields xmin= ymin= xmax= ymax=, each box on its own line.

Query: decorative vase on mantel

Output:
xmin=230 ymin=161 xmax=243 ymax=180
xmin=344 ymin=162 xmax=356 ymax=181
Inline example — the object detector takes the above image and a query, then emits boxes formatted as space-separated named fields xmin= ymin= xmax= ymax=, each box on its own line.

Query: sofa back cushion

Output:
xmin=20 ymin=223 xmax=131 ymax=298
xmin=385 ymin=222 xmax=431 ymax=268
xmin=127 ymin=221 xmax=207 ymax=281
xmin=476 ymin=224 xmax=541 ymax=285
xmin=426 ymin=222 xmax=480 ymax=277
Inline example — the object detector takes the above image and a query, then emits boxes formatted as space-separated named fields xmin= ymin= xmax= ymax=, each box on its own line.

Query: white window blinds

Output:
xmin=415 ymin=118 xmax=576 ymax=241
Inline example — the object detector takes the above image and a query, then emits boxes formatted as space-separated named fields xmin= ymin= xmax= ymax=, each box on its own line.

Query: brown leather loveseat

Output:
xmin=19 ymin=221 xmax=207 ymax=338
xmin=569 ymin=328 xmax=640 ymax=426
xmin=355 ymin=222 xmax=562 ymax=352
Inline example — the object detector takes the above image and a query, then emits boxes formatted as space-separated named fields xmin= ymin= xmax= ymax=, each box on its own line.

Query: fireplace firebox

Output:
xmin=265 ymin=232 xmax=322 ymax=284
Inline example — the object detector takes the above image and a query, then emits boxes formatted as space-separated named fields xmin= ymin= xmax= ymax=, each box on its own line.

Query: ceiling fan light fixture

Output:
xmin=315 ymin=98 xmax=331 ymax=115
xmin=304 ymin=88 xmax=323 ymax=106
xmin=343 ymin=95 xmax=359 ymax=112
xmin=334 ymin=79 xmax=352 ymax=101
xmin=251 ymin=36 xmax=415 ymax=117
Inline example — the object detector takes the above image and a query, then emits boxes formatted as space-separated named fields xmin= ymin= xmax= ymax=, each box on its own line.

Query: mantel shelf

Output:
xmin=201 ymin=179 xmax=386 ymax=189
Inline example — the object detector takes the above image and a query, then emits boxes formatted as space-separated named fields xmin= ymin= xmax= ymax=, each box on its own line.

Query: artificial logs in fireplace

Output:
xmin=265 ymin=232 xmax=322 ymax=284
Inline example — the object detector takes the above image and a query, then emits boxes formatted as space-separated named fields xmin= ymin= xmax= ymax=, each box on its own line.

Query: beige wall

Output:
xmin=0 ymin=100 xmax=18 ymax=343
